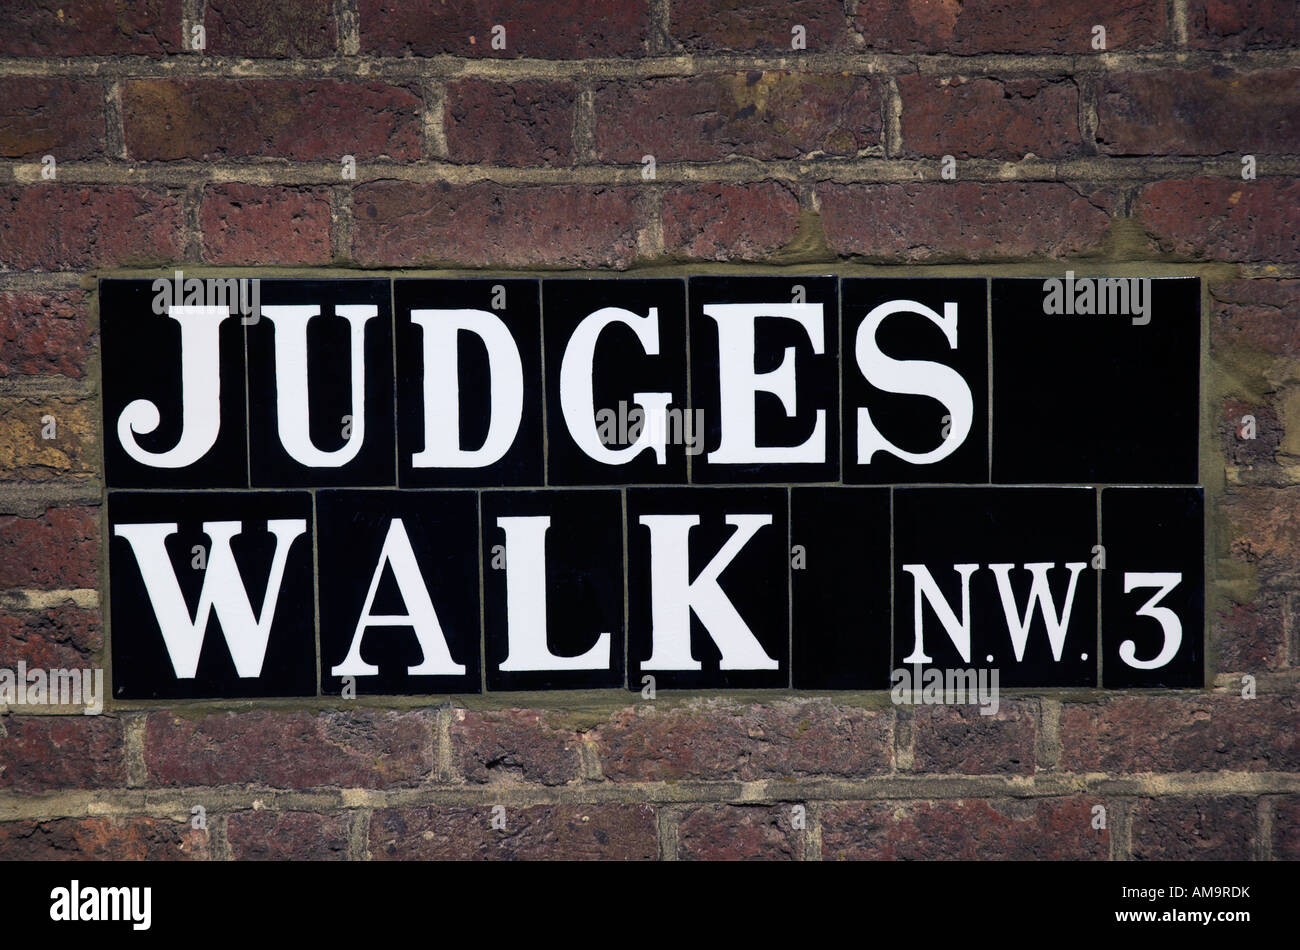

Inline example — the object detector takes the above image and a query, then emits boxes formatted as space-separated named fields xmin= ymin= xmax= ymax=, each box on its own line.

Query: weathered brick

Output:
xmin=0 ymin=79 xmax=105 ymax=160
xmin=1136 ymin=178 xmax=1300 ymax=263
xmin=358 ymin=0 xmax=650 ymax=58
xmin=1130 ymin=796 xmax=1256 ymax=860
xmin=0 ymin=185 xmax=182 ymax=270
xmin=900 ymin=76 xmax=1080 ymax=159
xmin=592 ymin=700 xmax=893 ymax=782
xmin=911 ymin=700 xmax=1036 ymax=775
xmin=0 ymin=607 xmax=102 ymax=670
xmin=0 ymin=717 xmax=122 ymax=792
xmin=145 ymin=710 xmax=434 ymax=788
xmin=662 ymin=181 xmax=801 ymax=261
xmin=122 ymin=80 xmax=422 ymax=161
xmin=1210 ymin=279 xmax=1300 ymax=371
xmin=200 ymin=184 xmax=333 ymax=265
xmin=226 ymin=810 xmax=350 ymax=860
xmin=0 ymin=818 xmax=209 ymax=860
xmin=1274 ymin=796 xmax=1300 ymax=859
xmin=1212 ymin=281 xmax=1300 ymax=471
xmin=817 ymin=182 xmax=1113 ymax=261
xmin=852 ymin=0 xmax=1164 ymax=52
xmin=0 ymin=397 xmax=99 ymax=480
xmin=0 ymin=507 xmax=98 ymax=590
xmin=1224 ymin=486 xmax=1300 ymax=588
xmin=1220 ymin=398 xmax=1282 ymax=470
xmin=1097 ymin=70 xmax=1300 ymax=156
xmin=1187 ymin=0 xmax=1300 ymax=50
xmin=594 ymin=73 xmax=881 ymax=162
xmin=677 ymin=804 xmax=804 ymax=860
xmin=0 ymin=0 xmax=184 ymax=56
xmin=671 ymin=0 xmax=854 ymax=51
xmin=445 ymin=80 xmax=576 ymax=166
xmin=353 ymin=182 xmax=645 ymax=268
xmin=452 ymin=708 xmax=582 ymax=786
xmin=1214 ymin=595 xmax=1293 ymax=673
xmin=206 ymin=0 xmax=338 ymax=57
xmin=0 ymin=290 xmax=93 ymax=379
xmin=1058 ymin=695 xmax=1300 ymax=773
xmin=371 ymin=805 xmax=657 ymax=860
xmin=821 ymin=797 xmax=1109 ymax=860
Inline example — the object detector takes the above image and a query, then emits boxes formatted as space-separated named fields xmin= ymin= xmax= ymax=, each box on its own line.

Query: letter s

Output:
xmin=854 ymin=299 xmax=972 ymax=466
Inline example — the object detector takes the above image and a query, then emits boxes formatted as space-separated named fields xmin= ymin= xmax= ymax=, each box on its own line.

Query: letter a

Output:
xmin=332 ymin=519 xmax=466 ymax=676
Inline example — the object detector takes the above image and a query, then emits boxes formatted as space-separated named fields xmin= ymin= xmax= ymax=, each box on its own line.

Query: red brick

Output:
xmin=821 ymin=797 xmax=1109 ymax=860
xmin=0 ymin=0 xmax=184 ymax=56
xmin=1136 ymin=178 xmax=1300 ymax=263
xmin=1214 ymin=596 xmax=1293 ymax=673
xmin=451 ymin=708 xmax=582 ymax=786
xmin=0 ymin=79 xmax=105 ymax=160
xmin=1224 ymin=486 xmax=1300 ymax=587
xmin=0 ymin=607 xmax=102 ymax=670
xmin=445 ymin=80 xmax=576 ymax=167
xmin=592 ymin=700 xmax=893 ymax=782
xmin=371 ymin=804 xmax=657 ymax=860
xmin=200 ymin=184 xmax=333 ymax=265
xmin=900 ymin=76 xmax=1080 ymax=159
xmin=1187 ymin=0 xmax=1300 ymax=50
xmin=594 ymin=73 xmax=881 ymax=162
xmin=0 ymin=716 xmax=122 ymax=792
xmin=817 ymin=182 xmax=1113 ymax=261
xmin=359 ymin=0 xmax=649 ymax=58
xmin=0 ymin=818 xmax=209 ymax=860
xmin=1274 ymin=796 xmax=1300 ymax=859
xmin=1058 ymin=695 xmax=1300 ymax=773
xmin=677 ymin=804 xmax=805 ymax=860
xmin=0 ymin=507 xmax=98 ymax=590
xmin=911 ymin=700 xmax=1037 ymax=775
xmin=662 ymin=181 xmax=801 ymax=261
xmin=1211 ymin=280 xmax=1300 ymax=366
xmin=145 ymin=710 xmax=434 ymax=788
xmin=353 ymin=182 xmax=645 ymax=268
xmin=226 ymin=810 xmax=350 ymax=860
xmin=1130 ymin=796 xmax=1256 ymax=860
xmin=207 ymin=0 xmax=338 ymax=57
xmin=122 ymin=80 xmax=422 ymax=161
xmin=671 ymin=0 xmax=854 ymax=51
xmin=852 ymin=0 xmax=1164 ymax=52
xmin=1097 ymin=70 xmax=1300 ymax=156
xmin=0 ymin=185 xmax=182 ymax=270
xmin=1220 ymin=397 xmax=1282 ymax=469
xmin=0 ymin=290 xmax=92 ymax=379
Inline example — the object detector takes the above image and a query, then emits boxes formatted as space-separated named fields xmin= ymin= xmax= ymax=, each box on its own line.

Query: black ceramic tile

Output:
xmin=689 ymin=276 xmax=839 ymax=483
xmin=991 ymin=277 xmax=1200 ymax=484
xmin=1102 ymin=487 xmax=1204 ymax=688
xmin=108 ymin=491 xmax=316 ymax=699
xmin=481 ymin=490 xmax=624 ymax=690
xmin=627 ymin=487 xmax=789 ymax=690
xmin=842 ymin=278 xmax=989 ymax=484
xmin=542 ymin=279 xmax=688 ymax=485
xmin=247 ymin=279 xmax=395 ymax=487
xmin=317 ymin=490 xmax=481 ymax=696
xmin=893 ymin=488 xmax=1098 ymax=688
xmin=395 ymin=279 xmax=543 ymax=488
xmin=791 ymin=487 xmax=891 ymax=689
xmin=100 ymin=278 xmax=248 ymax=488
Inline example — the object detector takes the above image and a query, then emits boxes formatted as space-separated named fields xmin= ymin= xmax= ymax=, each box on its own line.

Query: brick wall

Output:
xmin=0 ymin=0 xmax=1297 ymax=860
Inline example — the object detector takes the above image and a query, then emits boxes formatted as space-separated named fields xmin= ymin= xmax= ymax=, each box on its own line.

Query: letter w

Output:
xmin=989 ymin=562 xmax=1086 ymax=662
xmin=113 ymin=520 xmax=307 ymax=678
